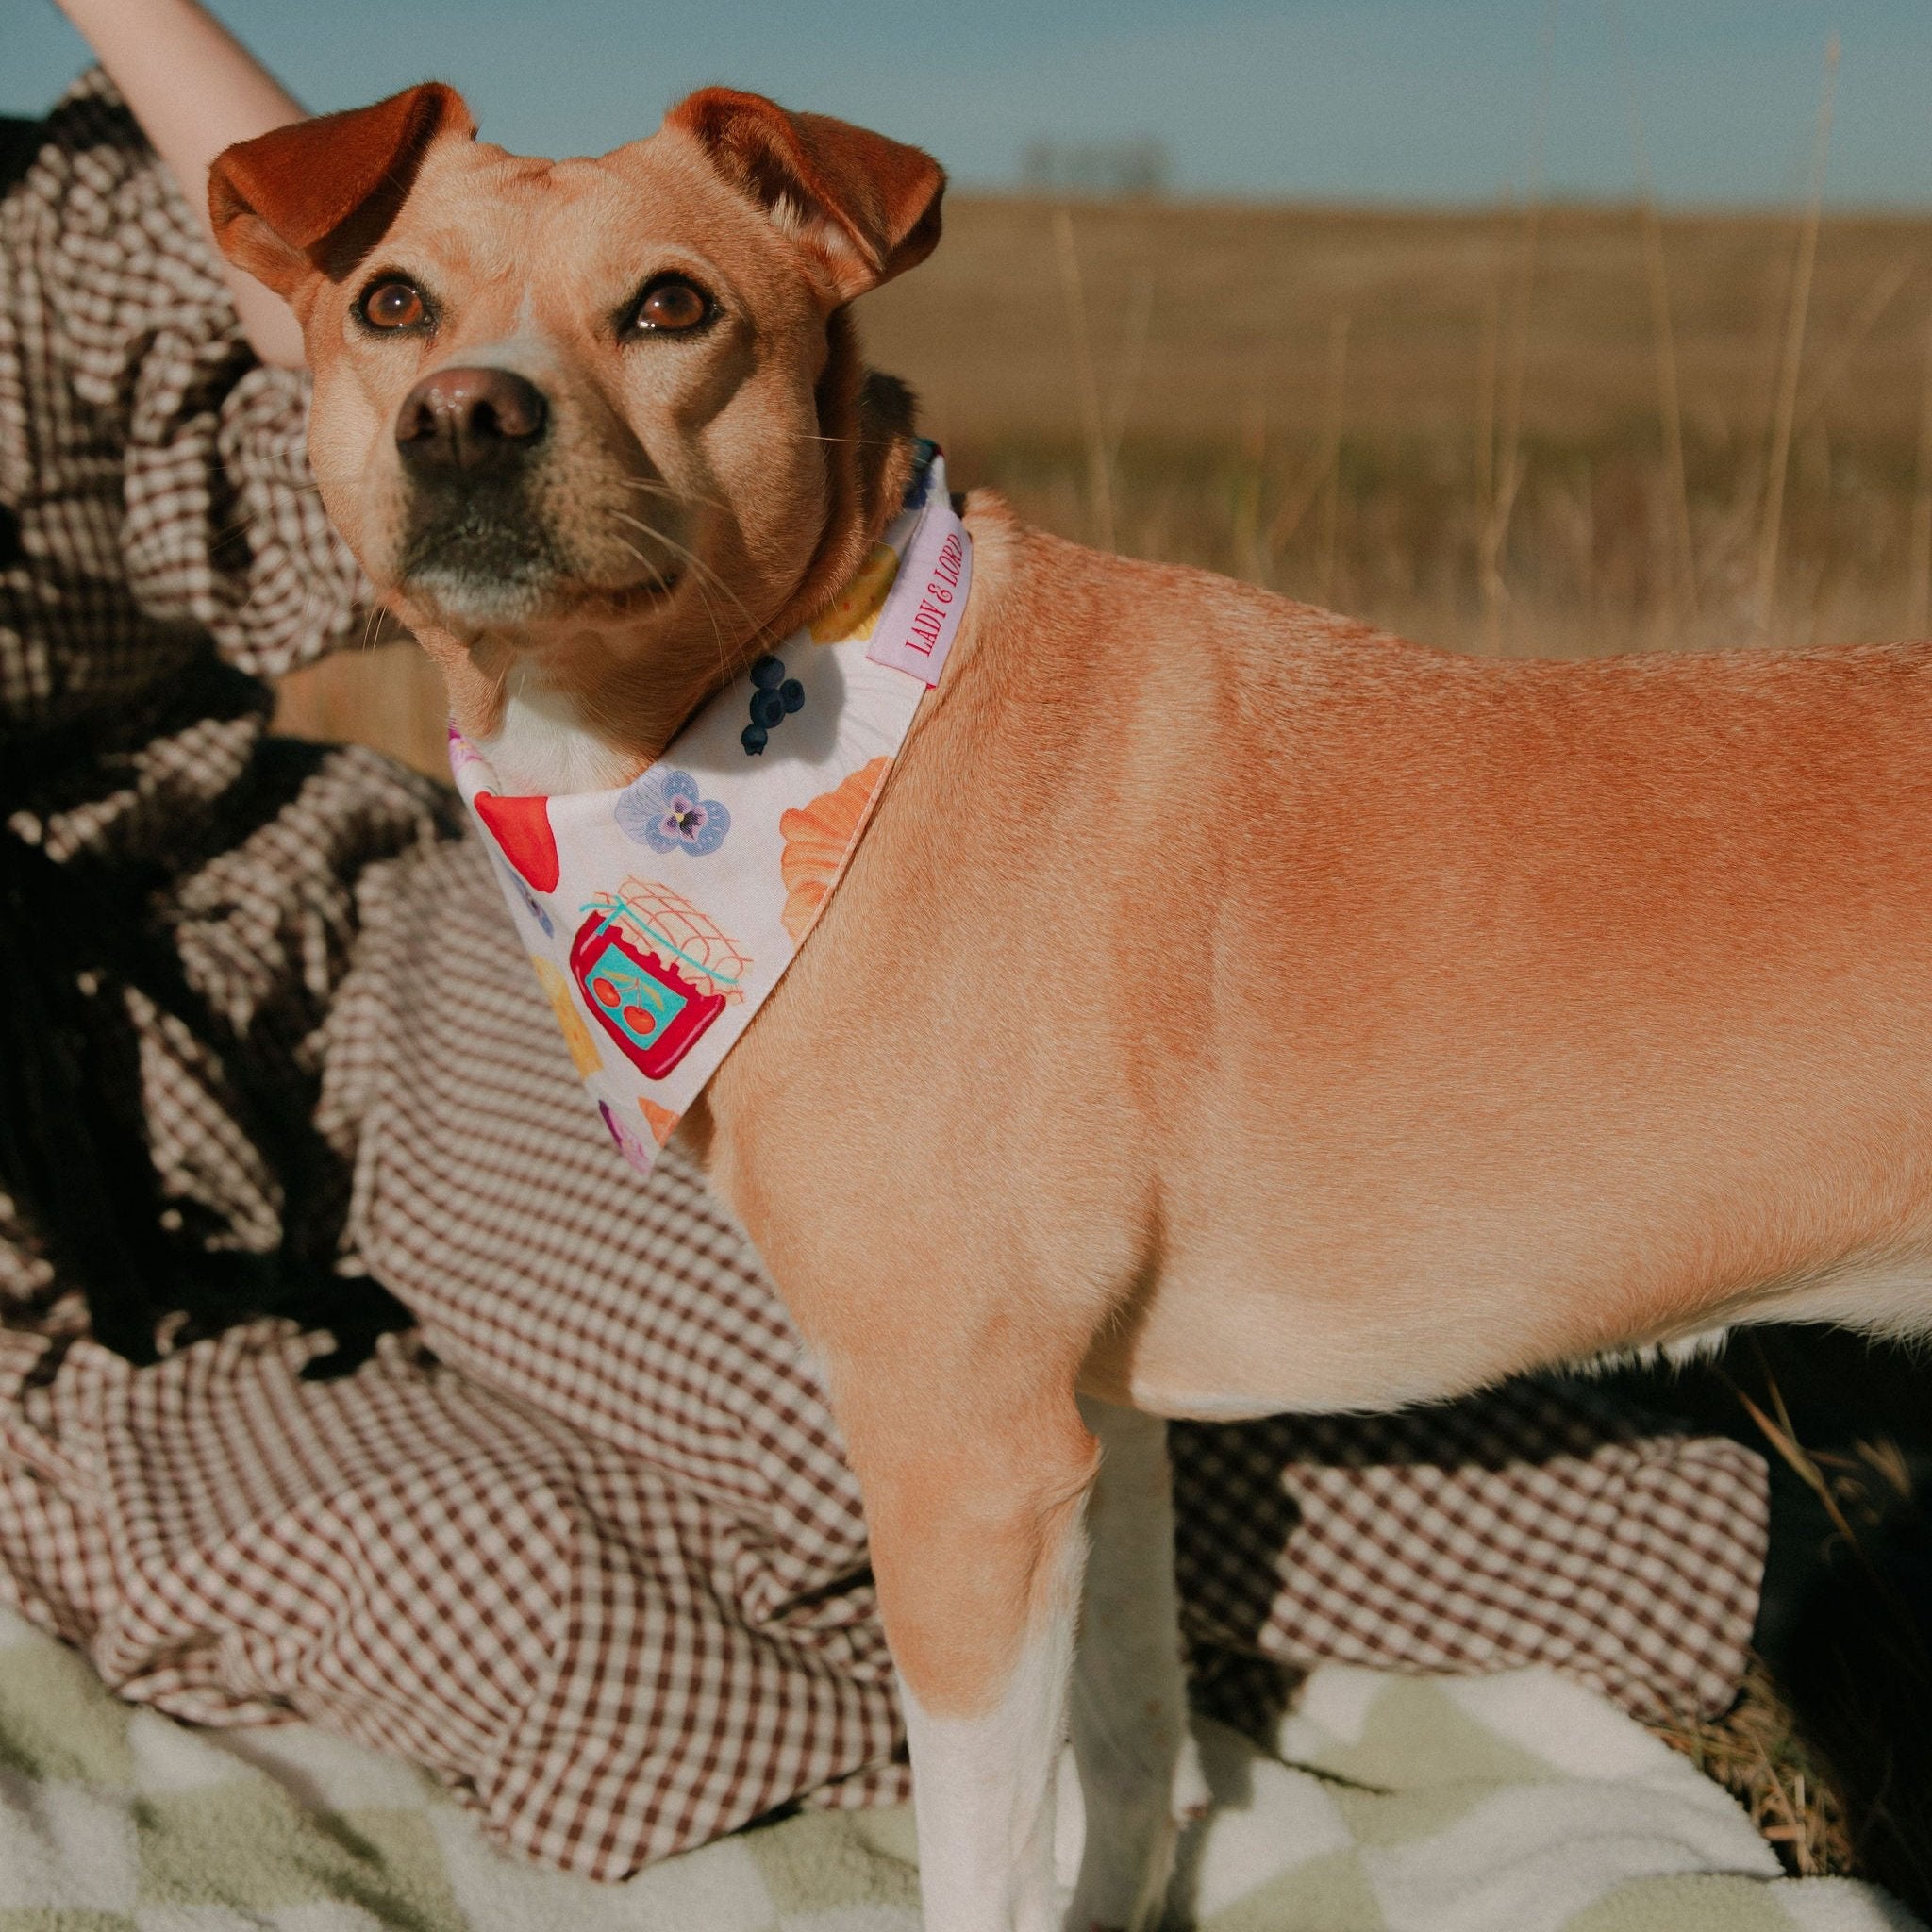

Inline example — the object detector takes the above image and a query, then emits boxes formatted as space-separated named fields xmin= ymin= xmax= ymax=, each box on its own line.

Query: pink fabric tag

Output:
xmin=866 ymin=483 xmax=972 ymax=687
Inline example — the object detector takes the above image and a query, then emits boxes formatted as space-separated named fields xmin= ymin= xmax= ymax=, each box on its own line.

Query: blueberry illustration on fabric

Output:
xmin=902 ymin=439 xmax=938 ymax=509
xmin=615 ymin=768 xmax=730 ymax=856
xmin=741 ymin=654 xmax=806 ymax=755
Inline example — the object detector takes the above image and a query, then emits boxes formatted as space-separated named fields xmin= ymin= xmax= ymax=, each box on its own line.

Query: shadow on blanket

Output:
xmin=1606 ymin=1327 xmax=1932 ymax=1915
xmin=0 ymin=710 xmax=413 ymax=1373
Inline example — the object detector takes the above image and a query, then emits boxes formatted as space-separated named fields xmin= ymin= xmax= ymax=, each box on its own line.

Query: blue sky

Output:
xmin=6 ymin=2 xmax=1926 ymax=205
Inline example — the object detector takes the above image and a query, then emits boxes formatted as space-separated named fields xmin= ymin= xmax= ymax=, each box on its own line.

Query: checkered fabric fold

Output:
xmin=0 ymin=70 xmax=455 ymax=1321
xmin=0 ymin=71 xmax=1768 ymax=1884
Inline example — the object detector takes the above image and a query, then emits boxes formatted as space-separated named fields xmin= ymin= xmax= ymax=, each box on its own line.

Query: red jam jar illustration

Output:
xmin=568 ymin=909 xmax=727 ymax=1079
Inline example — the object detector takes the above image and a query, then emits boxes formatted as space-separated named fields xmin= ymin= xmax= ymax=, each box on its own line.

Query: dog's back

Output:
xmin=717 ymin=503 xmax=1932 ymax=1420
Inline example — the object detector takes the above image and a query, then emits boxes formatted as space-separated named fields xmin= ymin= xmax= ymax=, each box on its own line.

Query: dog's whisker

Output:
xmin=204 ymin=486 xmax=327 ymax=548
xmin=608 ymin=527 xmax=736 ymax=694
xmin=605 ymin=509 xmax=765 ymax=643
xmin=616 ymin=475 xmax=726 ymax=516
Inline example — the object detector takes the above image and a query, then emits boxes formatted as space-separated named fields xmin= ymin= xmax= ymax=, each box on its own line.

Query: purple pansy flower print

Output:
xmin=490 ymin=853 xmax=555 ymax=936
xmin=514 ymin=878 xmax=554 ymax=937
xmin=615 ymin=767 xmax=730 ymax=857
xmin=599 ymin=1101 xmax=656 ymax=1176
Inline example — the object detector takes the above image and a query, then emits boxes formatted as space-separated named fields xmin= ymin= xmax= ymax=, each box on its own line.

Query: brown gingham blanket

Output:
xmin=0 ymin=72 xmax=1767 ymax=1883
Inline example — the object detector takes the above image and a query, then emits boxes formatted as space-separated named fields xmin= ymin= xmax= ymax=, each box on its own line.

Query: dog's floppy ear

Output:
xmin=665 ymin=87 xmax=944 ymax=303
xmin=208 ymin=83 xmax=476 ymax=299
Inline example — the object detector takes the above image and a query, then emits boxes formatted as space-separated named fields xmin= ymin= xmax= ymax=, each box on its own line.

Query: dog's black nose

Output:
xmin=394 ymin=366 xmax=548 ymax=474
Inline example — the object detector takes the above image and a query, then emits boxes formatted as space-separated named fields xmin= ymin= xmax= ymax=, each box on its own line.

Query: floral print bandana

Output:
xmin=452 ymin=451 xmax=971 ymax=1173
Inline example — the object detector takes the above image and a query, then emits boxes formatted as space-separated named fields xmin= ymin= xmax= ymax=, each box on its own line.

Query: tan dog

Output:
xmin=211 ymin=85 xmax=1932 ymax=1932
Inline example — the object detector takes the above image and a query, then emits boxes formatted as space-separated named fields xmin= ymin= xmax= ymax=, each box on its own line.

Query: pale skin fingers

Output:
xmin=52 ymin=0 xmax=307 ymax=365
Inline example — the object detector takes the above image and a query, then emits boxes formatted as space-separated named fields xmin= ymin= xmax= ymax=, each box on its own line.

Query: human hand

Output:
xmin=50 ymin=0 xmax=308 ymax=366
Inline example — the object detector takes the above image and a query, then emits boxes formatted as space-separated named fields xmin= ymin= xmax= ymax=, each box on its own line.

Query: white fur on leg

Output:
xmin=900 ymin=1522 xmax=1086 ymax=1932
xmin=1068 ymin=1397 xmax=1204 ymax=1932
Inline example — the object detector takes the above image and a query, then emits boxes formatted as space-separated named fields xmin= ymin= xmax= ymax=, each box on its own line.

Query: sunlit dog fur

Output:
xmin=215 ymin=84 xmax=1932 ymax=1932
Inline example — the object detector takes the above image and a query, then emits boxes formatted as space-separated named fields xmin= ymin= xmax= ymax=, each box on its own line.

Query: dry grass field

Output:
xmin=274 ymin=195 xmax=1932 ymax=1906
xmin=277 ymin=192 xmax=1932 ymax=771
xmin=887 ymin=196 xmax=1932 ymax=656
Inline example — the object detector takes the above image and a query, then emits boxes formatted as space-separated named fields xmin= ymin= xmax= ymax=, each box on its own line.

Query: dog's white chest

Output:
xmin=481 ymin=679 xmax=635 ymax=796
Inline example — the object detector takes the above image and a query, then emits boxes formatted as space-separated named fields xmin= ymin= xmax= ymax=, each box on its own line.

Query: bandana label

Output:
xmin=452 ymin=454 xmax=969 ymax=1178
xmin=866 ymin=479 xmax=971 ymax=684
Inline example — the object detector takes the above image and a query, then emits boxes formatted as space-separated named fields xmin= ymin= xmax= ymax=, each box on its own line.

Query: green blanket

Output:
xmin=0 ymin=1605 xmax=1914 ymax=1930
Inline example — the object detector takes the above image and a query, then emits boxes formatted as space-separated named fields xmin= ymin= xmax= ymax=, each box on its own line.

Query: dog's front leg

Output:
xmin=842 ymin=1381 xmax=1099 ymax=1932
xmin=1067 ymin=1398 xmax=1203 ymax=1932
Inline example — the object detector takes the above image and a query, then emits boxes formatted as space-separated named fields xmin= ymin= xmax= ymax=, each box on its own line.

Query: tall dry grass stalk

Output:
xmin=1796 ymin=255 xmax=1915 ymax=439
xmin=1478 ymin=2 xmax=1557 ymax=652
xmin=1610 ymin=0 xmax=1697 ymax=621
xmin=1106 ymin=269 xmax=1157 ymax=473
xmin=1051 ymin=206 xmax=1115 ymax=552
xmin=1479 ymin=207 xmax=1541 ymax=652
xmin=1261 ymin=311 xmax=1351 ymax=574
xmin=1475 ymin=284 xmax=1500 ymax=549
xmin=1756 ymin=32 xmax=1840 ymax=638
xmin=1233 ymin=399 xmax=1268 ymax=578
xmin=1638 ymin=200 xmax=1697 ymax=620
xmin=1907 ymin=296 xmax=1932 ymax=637
xmin=1317 ymin=311 xmax=1351 ymax=605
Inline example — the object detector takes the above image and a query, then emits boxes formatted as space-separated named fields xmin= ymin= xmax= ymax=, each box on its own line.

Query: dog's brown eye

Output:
xmin=630 ymin=277 xmax=709 ymax=334
xmin=360 ymin=279 xmax=428 ymax=331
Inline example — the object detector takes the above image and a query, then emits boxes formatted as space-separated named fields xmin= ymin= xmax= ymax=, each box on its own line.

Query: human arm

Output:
xmin=50 ymin=0 xmax=307 ymax=366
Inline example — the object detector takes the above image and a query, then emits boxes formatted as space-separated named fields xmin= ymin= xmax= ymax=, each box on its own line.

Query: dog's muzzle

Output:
xmin=393 ymin=366 xmax=560 ymax=609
